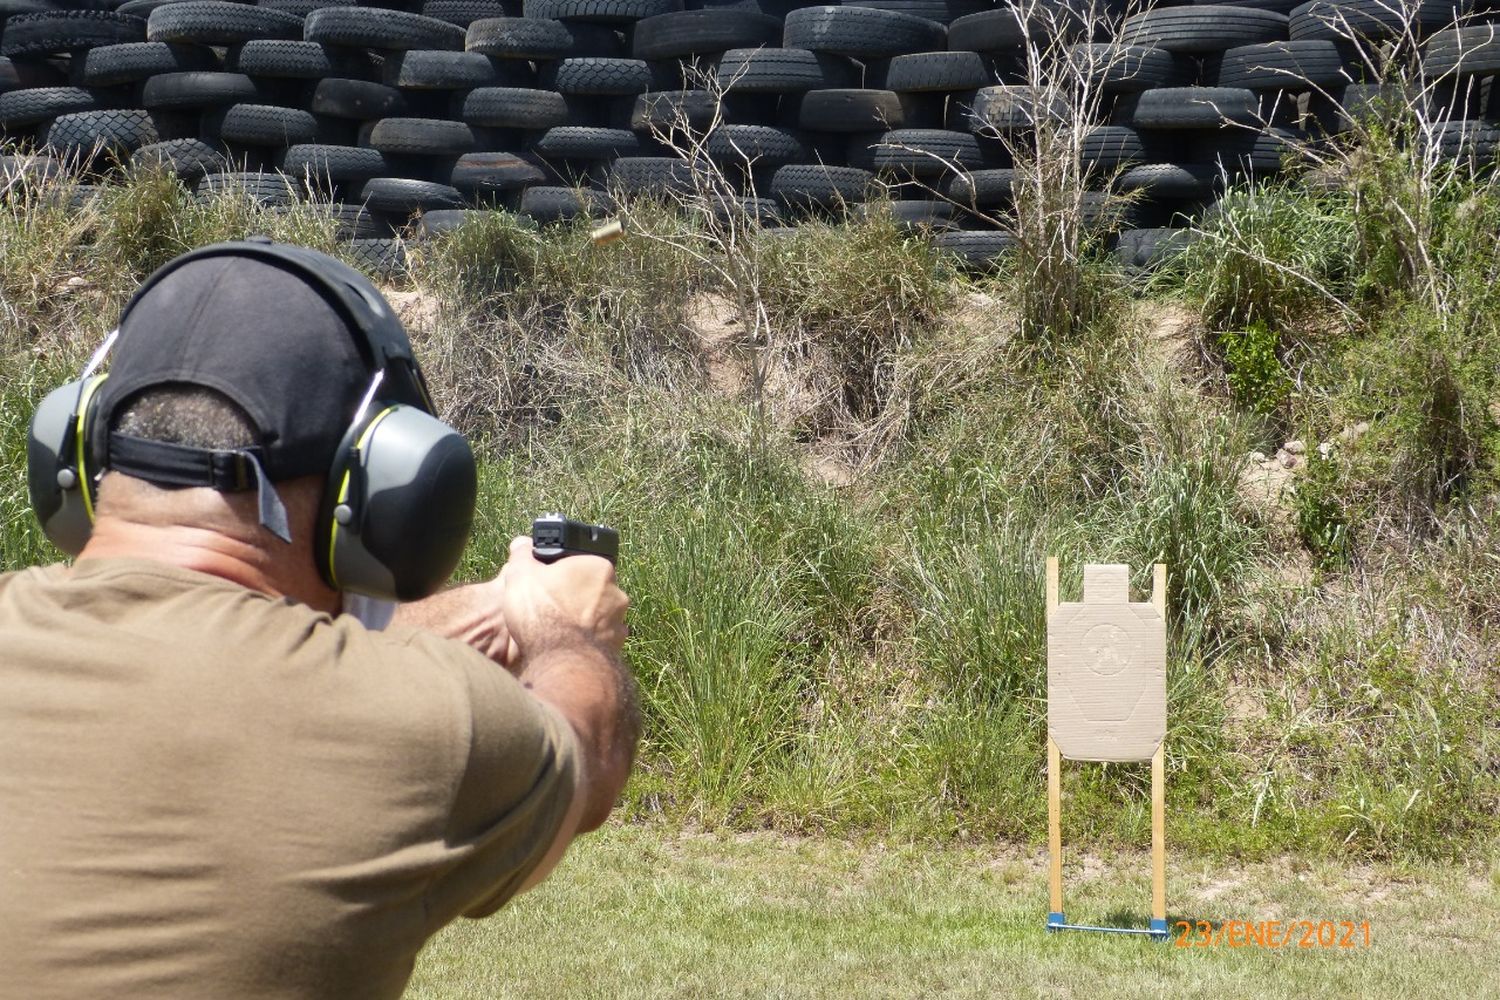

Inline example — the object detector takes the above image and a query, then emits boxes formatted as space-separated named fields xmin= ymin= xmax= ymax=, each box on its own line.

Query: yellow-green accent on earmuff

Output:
xmin=326 ymin=406 xmax=399 ymax=591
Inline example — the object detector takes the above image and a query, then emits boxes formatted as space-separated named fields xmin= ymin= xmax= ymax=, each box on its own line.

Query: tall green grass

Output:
xmin=2 ymin=154 xmax=1497 ymax=861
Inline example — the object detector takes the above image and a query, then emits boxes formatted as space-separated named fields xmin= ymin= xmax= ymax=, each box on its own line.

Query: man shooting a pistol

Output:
xmin=0 ymin=241 xmax=639 ymax=997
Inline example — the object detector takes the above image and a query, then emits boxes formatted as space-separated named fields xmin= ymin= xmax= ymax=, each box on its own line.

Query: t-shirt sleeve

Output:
xmin=414 ymin=635 xmax=581 ymax=923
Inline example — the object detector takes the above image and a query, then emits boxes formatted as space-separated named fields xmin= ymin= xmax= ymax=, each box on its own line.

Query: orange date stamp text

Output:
xmin=1173 ymin=920 xmax=1372 ymax=949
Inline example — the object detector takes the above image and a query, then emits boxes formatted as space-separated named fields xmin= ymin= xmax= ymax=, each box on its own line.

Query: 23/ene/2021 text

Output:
xmin=1174 ymin=920 xmax=1372 ymax=949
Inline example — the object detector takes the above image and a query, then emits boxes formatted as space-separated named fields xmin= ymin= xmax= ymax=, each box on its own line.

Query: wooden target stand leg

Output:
xmin=1045 ymin=557 xmax=1170 ymax=942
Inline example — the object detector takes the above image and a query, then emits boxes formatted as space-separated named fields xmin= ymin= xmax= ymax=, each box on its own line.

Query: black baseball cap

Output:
xmin=86 ymin=240 xmax=429 ymax=540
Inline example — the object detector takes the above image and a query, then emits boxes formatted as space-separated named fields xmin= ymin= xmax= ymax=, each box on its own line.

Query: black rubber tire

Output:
xmin=1428 ymin=119 xmax=1500 ymax=165
xmin=366 ymin=116 xmax=478 ymax=154
xmin=131 ymin=136 xmax=227 ymax=179
xmin=858 ymin=198 xmax=958 ymax=231
xmin=1210 ymin=39 xmax=1349 ymax=89
xmin=715 ymin=47 xmax=855 ymax=93
xmin=305 ymin=7 xmax=467 ymax=51
xmin=203 ymin=102 xmax=320 ymax=145
xmin=0 ymin=153 xmax=65 ymax=191
xmin=1077 ymin=191 xmax=1145 ymax=232
xmin=783 ymin=5 xmax=947 ymax=59
xmin=465 ymin=16 xmax=622 ymax=58
xmin=1116 ymin=86 xmax=1261 ymax=129
xmin=139 ymin=108 xmax=200 ymax=142
xmin=345 ymin=237 xmax=408 ymax=280
xmin=931 ymin=228 xmax=1014 ymax=270
xmin=955 ymin=85 xmax=1066 ymax=133
xmin=1318 ymin=81 xmax=1404 ymax=131
xmin=0 ymin=54 xmax=64 ymax=93
xmin=518 ymin=183 xmax=605 ymax=222
xmin=867 ymin=50 xmax=988 ymax=91
xmin=713 ymin=195 xmax=782 ymax=226
xmin=256 ymin=0 xmax=347 ymax=15
xmin=629 ymin=88 xmax=717 ymax=132
xmin=844 ymin=0 xmax=990 ymax=26
xmin=1081 ymin=125 xmax=1147 ymax=169
xmin=147 ymin=2 xmax=303 ymax=45
xmin=226 ymin=39 xmax=374 ymax=79
xmin=531 ymin=123 xmax=641 ymax=157
xmin=358 ymin=175 xmax=466 ymax=212
xmin=325 ymin=200 xmax=390 ymax=239
xmin=279 ymin=142 xmax=389 ymax=183
xmin=120 ymin=0 xmax=250 ymax=15
xmin=1423 ymin=25 xmax=1500 ymax=77
xmin=631 ymin=8 xmax=779 ymax=58
xmin=0 ymin=85 xmax=97 ymax=127
xmin=1116 ymin=162 xmax=1219 ymax=197
xmin=521 ymin=0 xmax=683 ymax=24
xmin=413 ymin=207 xmax=489 ymax=235
xmin=80 ymin=41 xmax=214 ymax=86
xmin=422 ymin=1 xmax=517 ymax=27
xmin=311 ymin=77 xmax=408 ymax=119
xmin=541 ymin=55 xmax=654 ymax=94
xmin=196 ymin=169 xmax=301 ymax=205
xmin=705 ymin=123 xmax=809 ymax=167
xmin=382 ymin=49 xmax=508 ymax=88
xmin=946 ymin=6 xmax=1086 ymax=54
xmin=460 ymin=86 xmax=571 ymax=127
xmin=1194 ymin=125 xmax=1304 ymax=173
xmin=770 ymin=162 xmax=873 ymax=211
xmin=1120 ymin=7 xmax=1290 ymax=54
xmin=1189 ymin=0 xmax=1302 ymax=10
xmin=141 ymin=71 xmax=267 ymax=109
xmin=792 ymin=88 xmax=908 ymax=131
xmin=1 ymin=10 xmax=145 ymax=57
xmin=847 ymin=127 xmax=983 ymax=176
xmin=1114 ymin=226 xmax=1195 ymax=271
xmin=442 ymin=148 xmax=549 ymax=193
xmin=45 ymin=108 xmax=158 ymax=159
xmin=1288 ymin=0 xmax=1464 ymax=43
xmin=607 ymin=154 xmax=700 ymax=194
xmin=937 ymin=166 xmax=1014 ymax=206
xmin=1064 ymin=44 xmax=1186 ymax=94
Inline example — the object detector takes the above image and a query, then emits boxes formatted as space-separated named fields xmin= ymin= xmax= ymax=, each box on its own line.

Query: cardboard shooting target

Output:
xmin=1047 ymin=564 xmax=1166 ymax=763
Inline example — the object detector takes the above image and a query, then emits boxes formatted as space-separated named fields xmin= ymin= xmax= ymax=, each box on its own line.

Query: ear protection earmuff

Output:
xmin=26 ymin=238 xmax=477 ymax=602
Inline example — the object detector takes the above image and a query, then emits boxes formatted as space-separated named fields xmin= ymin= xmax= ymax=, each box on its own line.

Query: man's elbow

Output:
xmin=576 ymin=730 xmax=638 ymax=833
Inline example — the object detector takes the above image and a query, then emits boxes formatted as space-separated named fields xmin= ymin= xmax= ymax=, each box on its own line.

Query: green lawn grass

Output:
xmin=407 ymin=823 xmax=1500 ymax=999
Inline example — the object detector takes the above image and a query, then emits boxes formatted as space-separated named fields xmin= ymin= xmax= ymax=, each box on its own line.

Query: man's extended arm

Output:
xmin=497 ymin=535 xmax=639 ymax=891
xmin=390 ymin=577 xmax=514 ymax=666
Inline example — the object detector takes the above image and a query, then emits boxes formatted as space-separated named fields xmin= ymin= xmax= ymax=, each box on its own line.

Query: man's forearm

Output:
xmin=521 ymin=647 xmax=640 ymax=832
xmin=391 ymin=579 xmax=512 ymax=666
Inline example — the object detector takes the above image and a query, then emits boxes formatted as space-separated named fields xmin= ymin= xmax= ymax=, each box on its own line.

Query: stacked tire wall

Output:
xmin=2 ymin=0 xmax=1497 ymax=274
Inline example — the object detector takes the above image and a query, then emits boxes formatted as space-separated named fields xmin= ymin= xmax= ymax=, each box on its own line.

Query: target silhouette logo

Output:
xmin=1085 ymin=624 xmax=1132 ymax=676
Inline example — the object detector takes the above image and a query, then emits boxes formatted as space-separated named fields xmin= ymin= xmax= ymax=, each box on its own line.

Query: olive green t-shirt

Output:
xmin=0 ymin=558 xmax=578 ymax=999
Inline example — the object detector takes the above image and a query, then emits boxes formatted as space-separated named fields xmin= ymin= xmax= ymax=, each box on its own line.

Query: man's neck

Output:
xmin=76 ymin=474 xmax=340 ymax=615
xmin=79 ymin=520 xmax=290 ymax=600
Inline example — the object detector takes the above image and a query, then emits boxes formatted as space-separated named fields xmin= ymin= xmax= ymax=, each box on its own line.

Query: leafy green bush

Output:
xmin=1218 ymin=320 xmax=1291 ymax=417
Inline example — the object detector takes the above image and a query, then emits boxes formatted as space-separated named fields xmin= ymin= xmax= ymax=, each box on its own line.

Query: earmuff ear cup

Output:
xmin=319 ymin=404 xmax=477 ymax=602
xmin=27 ymin=376 xmax=106 ymax=556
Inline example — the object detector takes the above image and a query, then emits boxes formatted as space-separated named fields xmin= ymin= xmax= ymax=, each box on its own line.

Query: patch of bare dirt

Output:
xmin=803 ymin=446 xmax=857 ymax=488
xmin=684 ymin=292 xmax=746 ymax=397
xmin=1225 ymin=684 xmax=1267 ymax=725
xmin=1239 ymin=446 xmax=1300 ymax=518
xmin=1135 ymin=301 xmax=1200 ymax=370
xmin=382 ymin=286 xmax=442 ymax=334
xmin=945 ymin=289 xmax=1007 ymax=344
